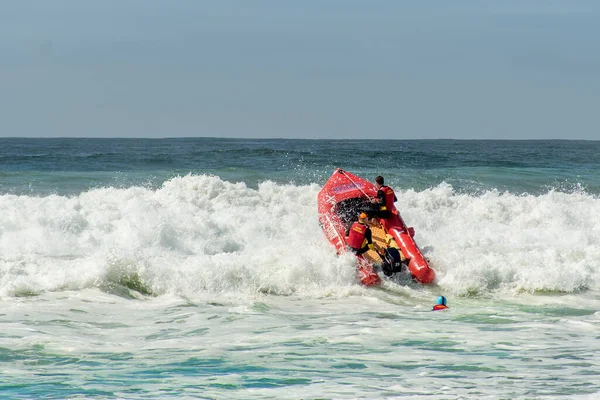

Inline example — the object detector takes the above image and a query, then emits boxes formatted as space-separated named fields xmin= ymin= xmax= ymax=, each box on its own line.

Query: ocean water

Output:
xmin=1 ymin=138 xmax=599 ymax=399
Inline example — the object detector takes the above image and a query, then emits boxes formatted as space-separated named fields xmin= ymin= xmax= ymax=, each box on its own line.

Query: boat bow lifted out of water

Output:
xmin=317 ymin=168 xmax=435 ymax=286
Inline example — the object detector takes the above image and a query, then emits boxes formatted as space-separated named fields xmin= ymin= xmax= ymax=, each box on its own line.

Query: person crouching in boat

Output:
xmin=345 ymin=212 xmax=375 ymax=255
xmin=367 ymin=175 xmax=397 ymax=222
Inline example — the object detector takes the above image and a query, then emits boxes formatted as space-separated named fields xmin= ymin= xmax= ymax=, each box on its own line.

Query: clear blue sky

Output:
xmin=1 ymin=1 xmax=599 ymax=139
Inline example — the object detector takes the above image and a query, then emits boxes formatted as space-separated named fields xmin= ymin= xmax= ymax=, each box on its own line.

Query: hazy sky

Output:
xmin=1 ymin=1 xmax=599 ymax=139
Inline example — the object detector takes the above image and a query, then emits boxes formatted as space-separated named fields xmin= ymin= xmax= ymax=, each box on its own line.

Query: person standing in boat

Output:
xmin=345 ymin=212 xmax=375 ymax=255
xmin=367 ymin=175 xmax=397 ymax=221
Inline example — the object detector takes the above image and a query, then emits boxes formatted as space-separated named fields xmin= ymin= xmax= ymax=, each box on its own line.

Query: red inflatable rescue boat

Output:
xmin=317 ymin=169 xmax=435 ymax=286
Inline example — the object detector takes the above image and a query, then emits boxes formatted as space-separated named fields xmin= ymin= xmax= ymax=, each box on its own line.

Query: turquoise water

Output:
xmin=1 ymin=138 xmax=599 ymax=399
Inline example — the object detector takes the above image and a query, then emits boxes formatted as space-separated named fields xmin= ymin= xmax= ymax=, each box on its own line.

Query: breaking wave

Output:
xmin=1 ymin=175 xmax=599 ymax=299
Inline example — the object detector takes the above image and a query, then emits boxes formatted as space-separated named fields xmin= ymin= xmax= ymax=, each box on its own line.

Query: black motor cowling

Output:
xmin=381 ymin=247 xmax=406 ymax=277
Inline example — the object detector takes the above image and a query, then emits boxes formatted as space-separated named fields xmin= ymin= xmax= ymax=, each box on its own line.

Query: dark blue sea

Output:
xmin=1 ymin=138 xmax=599 ymax=399
xmin=2 ymin=138 xmax=599 ymax=196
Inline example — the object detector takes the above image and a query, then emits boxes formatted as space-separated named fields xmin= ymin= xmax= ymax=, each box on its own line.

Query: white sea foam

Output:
xmin=1 ymin=175 xmax=599 ymax=300
xmin=411 ymin=183 xmax=600 ymax=296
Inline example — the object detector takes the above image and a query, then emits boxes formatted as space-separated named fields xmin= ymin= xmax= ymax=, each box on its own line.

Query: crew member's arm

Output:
xmin=377 ymin=189 xmax=385 ymax=206
xmin=371 ymin=189 xmax=385 ymax=205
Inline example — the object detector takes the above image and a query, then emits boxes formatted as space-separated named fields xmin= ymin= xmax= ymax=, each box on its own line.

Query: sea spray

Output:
xmin=2 ymin=175 xmax=599 ymax=300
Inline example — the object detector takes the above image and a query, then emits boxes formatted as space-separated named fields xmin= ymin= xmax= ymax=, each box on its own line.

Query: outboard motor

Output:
xmin=381 ymin=248 xmax=406 ymax=277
